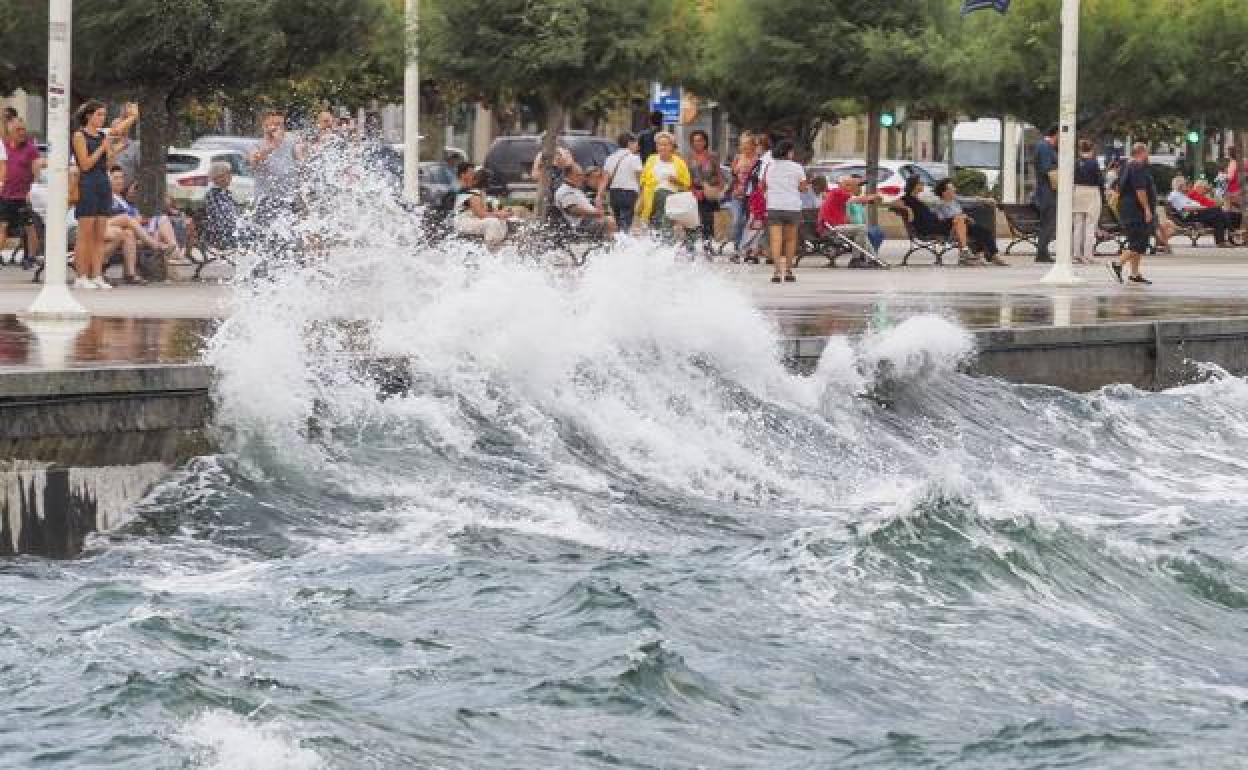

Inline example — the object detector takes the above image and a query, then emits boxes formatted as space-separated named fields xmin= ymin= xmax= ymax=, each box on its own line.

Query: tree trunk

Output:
xmin=137 ymin=90 xmax=174 ymax=217
xmin=865 ymin=101 xmax=882 ymax=227
xmin=534 ymin=97 xmax=564 ymax=219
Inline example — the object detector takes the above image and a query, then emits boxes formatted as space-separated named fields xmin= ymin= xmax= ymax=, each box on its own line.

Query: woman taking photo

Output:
xmin=687 ymin=130 xmax=723 ymax=256
xmin=72 ymin=100 xmax=138 ymax=289
xmin=764 ymin=140 xmax=807 ymax=283
xmin=637 ymin=131 xmax=691 ymax=238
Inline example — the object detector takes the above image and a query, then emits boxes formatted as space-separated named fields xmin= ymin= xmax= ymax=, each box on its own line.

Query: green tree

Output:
xmin=1 ymin=0 xmax=394 ymax=214
xmin=424 ymin=0 xmax=695 ymax=213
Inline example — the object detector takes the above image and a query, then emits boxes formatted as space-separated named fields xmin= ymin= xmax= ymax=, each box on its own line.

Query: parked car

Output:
xmin=166 ymin=148 xmax=254 ymax=206
xmin=191 ymin=135 xmax=262 ymax=158
xmin=809 ymin=160 xmax=944 ymax=203
xmin=483 ymin=133 xmax=618 ymax=200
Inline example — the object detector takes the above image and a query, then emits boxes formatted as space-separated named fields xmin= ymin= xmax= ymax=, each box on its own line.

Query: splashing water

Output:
xmin=4 ymin=143 xmax=1248 ymax=768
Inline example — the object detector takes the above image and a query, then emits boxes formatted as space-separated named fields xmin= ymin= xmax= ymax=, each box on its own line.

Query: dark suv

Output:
xmin=483 ymin=133 xmax=618 ymax=200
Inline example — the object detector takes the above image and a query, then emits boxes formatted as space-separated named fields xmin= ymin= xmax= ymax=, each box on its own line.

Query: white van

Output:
xmin=952 ymin=118 xmax=1002 ymax=189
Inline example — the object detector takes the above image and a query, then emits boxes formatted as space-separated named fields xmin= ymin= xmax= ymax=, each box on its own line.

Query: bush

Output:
xmin=952 ymin=167 xmax=989 ymax=197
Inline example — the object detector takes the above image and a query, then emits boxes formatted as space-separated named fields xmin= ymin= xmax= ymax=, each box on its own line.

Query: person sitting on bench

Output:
xmin=452 ymin=162 xmax=510 ymax=251
xmin=555 ymin=164 xmax=615 ymax=239
xmin=933 ymin=179 xmax=1006 ymax=266
xmin=1168 ymin=175 xmax=1232 ymax=247
xmin=818 ymin=174 xmax=881 ymax=259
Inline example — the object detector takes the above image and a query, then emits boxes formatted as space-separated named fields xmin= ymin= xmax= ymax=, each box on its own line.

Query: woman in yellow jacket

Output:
xmin=636 ymin=131 xmax=692 ymax=236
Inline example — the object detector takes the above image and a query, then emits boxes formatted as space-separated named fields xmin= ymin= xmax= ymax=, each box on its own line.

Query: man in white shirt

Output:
xmin=598 ymin=132 xmax=642 ymax=232
xmin=555 ymin=165 xmax=615 ymax=238
xmin=1168 ymin=175 xmax=1230 ymax=246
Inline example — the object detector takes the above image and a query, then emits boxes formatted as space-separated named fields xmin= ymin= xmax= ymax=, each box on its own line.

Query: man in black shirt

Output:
xmin=1113 ymin=142 xmax=1155 ymax=285
xmin=637 ymin=110 xmax=664 ymax=164
xmin=1033 ymin=126 xmax=1059 ymax=263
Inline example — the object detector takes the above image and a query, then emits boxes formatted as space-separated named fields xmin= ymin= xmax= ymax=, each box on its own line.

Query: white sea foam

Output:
xmin=175 ymin=710 xmax=324 ymax=770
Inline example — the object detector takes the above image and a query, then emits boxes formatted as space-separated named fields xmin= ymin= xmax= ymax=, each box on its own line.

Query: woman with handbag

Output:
xmin=637 ymin=131 xmax=691 ymax=241
xmin=764 ymin=139 xmax=807 ymax=283
xmin=688 ymin=130 xmax=723 ymax=257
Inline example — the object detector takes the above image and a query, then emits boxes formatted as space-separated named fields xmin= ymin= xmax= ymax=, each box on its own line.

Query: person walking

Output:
xmin=687 ymin=130 xmax=723 ymax=257
xmin=1226 ymin=146 xmax=1242 ymax=213
xmin=1033 ymin=125 xmax=1059 ymax=263
xmin=1112 ymin=142 xmax=1155 ymax=285
xmin=1072 ymin=139 xmax=1104 ymax=265
xmin=71 ymin=100 xmax=138 ymax=289
xmin=728 ymin=132 xmax=760 ymax=261
xmin=763 ymin=139 xmax=807 ymax=283
xmin=637 ymin=131 xmax=691 ymax=239
xmin=599 ymin=132 xmax=642 ymax=234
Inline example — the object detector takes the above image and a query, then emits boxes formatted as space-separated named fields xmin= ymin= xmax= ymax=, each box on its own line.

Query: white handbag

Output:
xmin=664 ymin=191 xmax=700 ymax=227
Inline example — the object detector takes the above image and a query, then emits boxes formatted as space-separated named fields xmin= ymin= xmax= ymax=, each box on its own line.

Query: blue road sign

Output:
xmin=652 ymin=84 xmax=681 ymax=126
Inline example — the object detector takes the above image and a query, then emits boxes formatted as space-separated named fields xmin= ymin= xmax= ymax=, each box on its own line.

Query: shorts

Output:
xmin=766 ymin=209 xmax=801 ymax=226
xmin=0 ymin=199 xmax=32 ymax=230
xmin=1124 ymin=222 xmax=1151 ymax=254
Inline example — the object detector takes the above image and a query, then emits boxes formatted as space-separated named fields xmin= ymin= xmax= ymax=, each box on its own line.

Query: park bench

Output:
xmin=895 ymin=204 xmax=954 ymax=266
xmin=999 ymin=203 xmax=1041 ymax=255
xmin=1165 ymin=203 xmax=1236 ymax=247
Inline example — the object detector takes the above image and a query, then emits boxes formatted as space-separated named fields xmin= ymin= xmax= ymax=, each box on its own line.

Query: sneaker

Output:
xmin=1108 ymin=262 xmax=1124 ymax=283
xmin=93 ymin=277 xmax=113 ymax=290
xmin=72 ymin=276 xmax=96 ymax=290
xmin=784 ymin=272 xmax=796 ymax=283
xmin=1129 ymin=274 xmax=1152 ymax=285
xmin=770 ymin=274 xmax=782 ymax=284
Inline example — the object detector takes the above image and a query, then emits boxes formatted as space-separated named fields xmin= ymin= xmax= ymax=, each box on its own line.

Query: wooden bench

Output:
xmin=999 ymin=203 xmax=1041 ymax=255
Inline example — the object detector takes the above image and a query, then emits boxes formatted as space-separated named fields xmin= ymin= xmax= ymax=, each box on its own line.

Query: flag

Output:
xmin=962 ymin=0 xmax=1010 ymax=15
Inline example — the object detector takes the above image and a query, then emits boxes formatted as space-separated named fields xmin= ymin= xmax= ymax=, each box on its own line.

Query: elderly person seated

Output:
xmin=555 ymin=164 xmax=616 ymax=239
xmin=1188 ymin=179 xmax=1242 ymax=232
xmin=1168 ymin=175 xmax=1232 ymax=247
xmin=203 ymin=161 xmax=254 ymax=250
xmin=932 ymin=179 xmax=1006 ymax=266
xmin=452 ymin=162 xmax=511 ymax=251
xmin=818 ymin=174 xmax=882 ymax=259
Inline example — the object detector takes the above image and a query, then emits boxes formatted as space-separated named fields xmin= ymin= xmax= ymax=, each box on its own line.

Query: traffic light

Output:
xmin=880 ymin=111 xmax=897 ymax=128
xmin=1186 ymin=129 xmax=1201 ymax=144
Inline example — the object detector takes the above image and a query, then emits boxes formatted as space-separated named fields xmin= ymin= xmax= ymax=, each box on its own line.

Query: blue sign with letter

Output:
xmin=651 ymin=84 xmax=681 ymax=126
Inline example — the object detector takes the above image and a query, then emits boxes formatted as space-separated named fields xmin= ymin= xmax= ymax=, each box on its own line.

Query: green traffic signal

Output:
xmin=880 ymin=112 xmax=897 ymax=128
xmin=1186 ymin=130 xmax=1201 ymax=143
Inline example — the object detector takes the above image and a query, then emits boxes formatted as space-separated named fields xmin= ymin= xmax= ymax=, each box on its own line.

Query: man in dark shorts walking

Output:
xmin=1113 ymin=142 xmax=1155 ymax=285
xmin=0 ymin=116 xmax=45 ymax=266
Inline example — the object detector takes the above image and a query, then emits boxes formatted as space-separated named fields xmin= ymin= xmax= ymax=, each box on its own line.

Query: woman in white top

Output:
xmin=598 ymin=132 xmax=643 ymax=233
xmin=764 ymin=139 xmax=808 ymax=283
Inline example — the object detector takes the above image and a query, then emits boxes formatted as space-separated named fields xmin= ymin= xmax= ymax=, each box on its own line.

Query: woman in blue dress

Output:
xmin=71 ymin=100 xmax=138 ymax=289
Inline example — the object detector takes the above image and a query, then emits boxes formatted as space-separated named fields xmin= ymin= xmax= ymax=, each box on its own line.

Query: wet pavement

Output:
xmin=0 ymin=316 xmax=214 ymax=370
xmin=2 ymin=245 xmax=1248 ymax=369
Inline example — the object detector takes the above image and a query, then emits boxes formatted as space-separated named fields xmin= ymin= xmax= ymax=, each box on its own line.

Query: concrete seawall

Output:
xmin=784 ymin=317 xmax=1248 ymax=392
xmin=0 ymin=365 xmax=213 ymax=558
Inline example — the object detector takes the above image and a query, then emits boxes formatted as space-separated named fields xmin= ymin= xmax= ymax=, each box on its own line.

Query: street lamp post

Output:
xmin=402 ymin=0 xmax=420 ymax=204
xmin=1042 ymin=0 xmax=1084 ymax=286
xmin=22 ymin=0 xmax=87 ymax=319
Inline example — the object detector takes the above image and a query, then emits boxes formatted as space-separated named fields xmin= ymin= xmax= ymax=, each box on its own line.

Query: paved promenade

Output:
xmin=1 ymin=243 xmax=1247 ymax=368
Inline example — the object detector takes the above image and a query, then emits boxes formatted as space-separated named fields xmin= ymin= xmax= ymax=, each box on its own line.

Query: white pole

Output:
xmin=1042 ymin=0 xmax=1084 ymax=286
xmin=22 ymin=0 xmax=87 ymax=319
xmin=1001 ymin=117 xmax=1019 ymax=204
xmin=402 ymin=0 xmax=420 ymax=203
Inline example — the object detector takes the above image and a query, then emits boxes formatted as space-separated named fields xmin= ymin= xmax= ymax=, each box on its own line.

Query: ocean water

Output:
xmin=4 ymin=149 xmax=1248 ymax=768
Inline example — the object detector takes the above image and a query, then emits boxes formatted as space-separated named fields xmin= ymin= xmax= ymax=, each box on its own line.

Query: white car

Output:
xmin=808 ymin=159 xmax=944 ymax=203
xmin=166 ymin=148 xmax=254 ymax=206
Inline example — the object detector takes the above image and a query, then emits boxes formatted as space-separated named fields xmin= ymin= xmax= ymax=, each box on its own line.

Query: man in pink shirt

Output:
xmin=0 ymin=116 xmax=45 ymax=264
